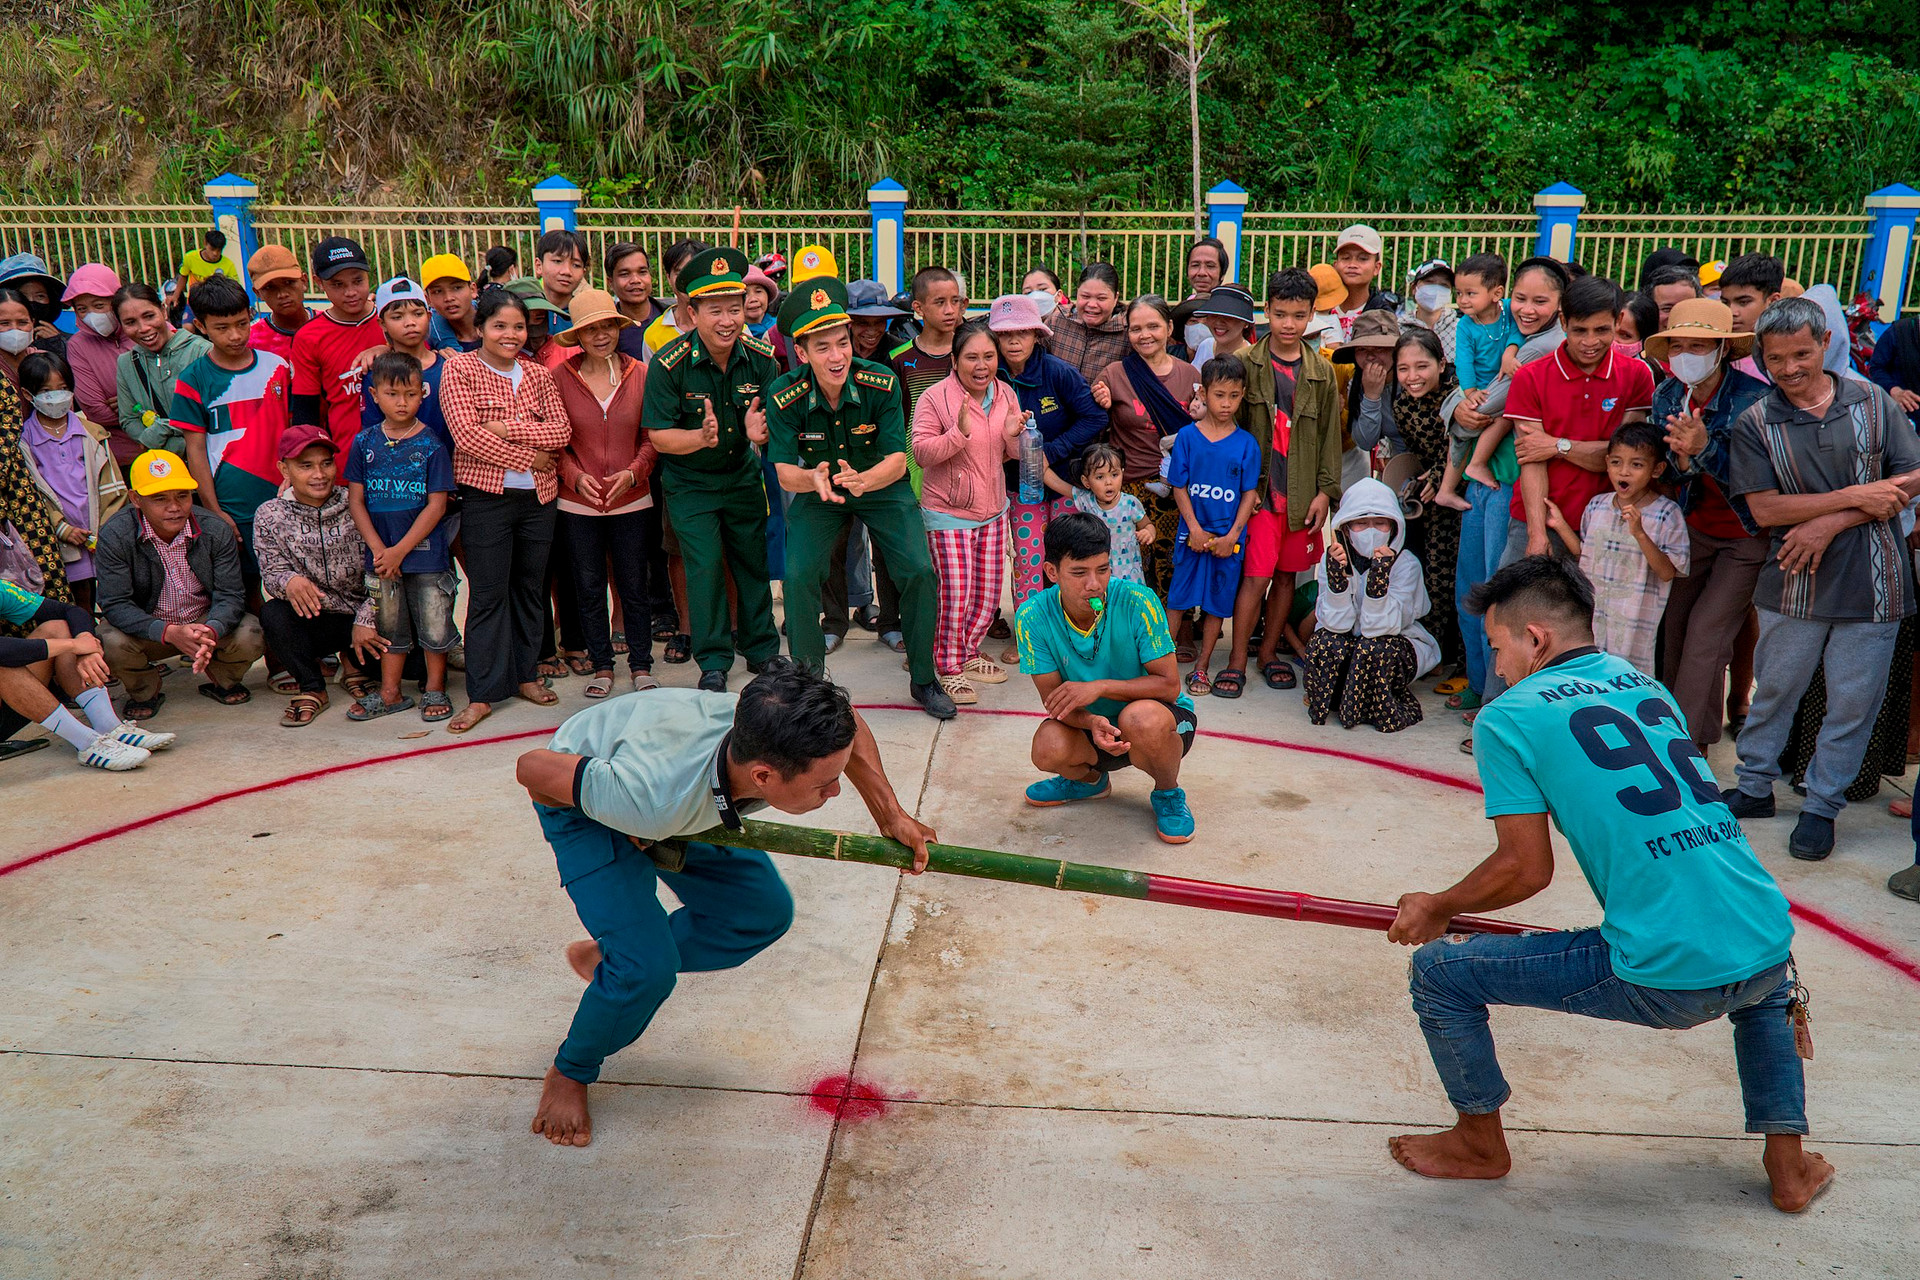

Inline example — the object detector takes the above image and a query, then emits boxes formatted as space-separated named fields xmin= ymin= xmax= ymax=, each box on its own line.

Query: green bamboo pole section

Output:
xmin=674 ymin=819 xmax=1152 ymax=899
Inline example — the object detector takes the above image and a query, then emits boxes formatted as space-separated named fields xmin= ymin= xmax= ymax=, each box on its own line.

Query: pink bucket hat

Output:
xmin=61 ymin=263 xmax=123 ymax=302
xmin=988 ymin=292 xmax=1052 ymax=335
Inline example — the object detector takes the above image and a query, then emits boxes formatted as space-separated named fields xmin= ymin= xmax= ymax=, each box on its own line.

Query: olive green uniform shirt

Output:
xmin=641 ymin=329 xmax=783 ymax=483
xmin=765 ymin=358 xmax=913 ymax=507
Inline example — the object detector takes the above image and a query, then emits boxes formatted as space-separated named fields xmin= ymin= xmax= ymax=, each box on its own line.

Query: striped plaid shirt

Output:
xmin=140 ymin=512 xmax=210 ymax=624
xmin=1730 ymin=376 xmax=1920 ymax=623
xmin=439 ymin=351 xmax=573 ymax=501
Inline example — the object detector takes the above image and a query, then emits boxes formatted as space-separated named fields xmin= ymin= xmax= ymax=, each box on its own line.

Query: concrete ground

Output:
xmin=3 ymin=610 xmax=1918 ymax=1279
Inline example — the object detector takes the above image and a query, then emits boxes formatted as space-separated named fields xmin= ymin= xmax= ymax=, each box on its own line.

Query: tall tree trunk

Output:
xmin=1186 ymin=2 xmax=1202 ymax=234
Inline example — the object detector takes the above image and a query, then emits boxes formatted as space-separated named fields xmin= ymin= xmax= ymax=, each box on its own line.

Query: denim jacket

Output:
xmin=1656 ymin=365 xmax=1770 ymax=537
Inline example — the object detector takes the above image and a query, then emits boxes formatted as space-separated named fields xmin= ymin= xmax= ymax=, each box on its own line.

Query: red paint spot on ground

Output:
xmin=807 ymin=1074 xmax=889 ymax=1122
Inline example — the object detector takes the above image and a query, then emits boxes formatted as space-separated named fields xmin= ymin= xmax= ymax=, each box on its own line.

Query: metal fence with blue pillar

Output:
xmin=867 ymin=179 xmax=907 ymax=297
xmin=533 ymin=174 xmax=582 ymax=234
xmin=204 ymin=172 xmax=261 ymax=303
xmin=1205 ymin=181 xmax=1247 ymax=283
xmin=1862 ymin=183 xmax=1920 ymax=331
xmin=1534 ymin=182 xmax=1584 ymax=262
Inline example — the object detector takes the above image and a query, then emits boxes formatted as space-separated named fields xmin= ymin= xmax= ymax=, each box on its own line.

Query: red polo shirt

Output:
xmin=1505 ymin=343 xmax=1655 ymax=523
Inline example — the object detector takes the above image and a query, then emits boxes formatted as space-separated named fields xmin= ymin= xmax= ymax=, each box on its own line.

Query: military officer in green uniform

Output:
xmin=767 ymin=279 xmax=953 ymax=720
xmin=641 ymin=246 xmax=784 ymax=691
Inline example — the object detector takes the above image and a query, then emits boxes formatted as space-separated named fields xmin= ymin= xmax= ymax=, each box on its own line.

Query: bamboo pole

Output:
xmin=670 ymin=819 xmax=1542 ymax=937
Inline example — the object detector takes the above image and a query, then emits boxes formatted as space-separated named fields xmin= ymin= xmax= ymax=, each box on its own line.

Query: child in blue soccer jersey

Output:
xmin=1383 ymin=555 xmax=1830 ymax=1215
xmin=1167 ymin=355 xmax=1260 ymax=695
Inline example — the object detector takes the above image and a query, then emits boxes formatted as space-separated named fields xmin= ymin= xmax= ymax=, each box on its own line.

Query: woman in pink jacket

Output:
xmin=911 ymin=319 xmax=1023 ymax=705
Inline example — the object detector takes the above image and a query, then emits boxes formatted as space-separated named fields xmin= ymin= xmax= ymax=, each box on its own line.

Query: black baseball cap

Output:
xmin=312 ymin=236 xmax=371 ymax=281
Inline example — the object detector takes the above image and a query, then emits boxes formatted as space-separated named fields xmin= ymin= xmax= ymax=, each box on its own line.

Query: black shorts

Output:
xmin=1083 ymin=699 xmax=1198 ymax=773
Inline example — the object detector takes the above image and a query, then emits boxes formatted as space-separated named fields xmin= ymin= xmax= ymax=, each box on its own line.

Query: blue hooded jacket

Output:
xmin=998 ymin=349 xmax=1107 ymax=492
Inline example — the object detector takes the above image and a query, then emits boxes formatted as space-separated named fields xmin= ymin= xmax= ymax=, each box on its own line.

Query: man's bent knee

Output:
xmin=1031 ymin=720 xmax=1094 ymax=771
xmin=1117 ymin=699 xmax=1175 ymax=738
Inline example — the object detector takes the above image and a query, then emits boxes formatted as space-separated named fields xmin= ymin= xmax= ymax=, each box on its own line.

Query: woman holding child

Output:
xmin=441 ymin=289 xmax=572 ymax=734
xmin=1091 ymin=295 xmax=1198 ymax=600
xmin=1383 ymin=328 xmax=1463 ymax=672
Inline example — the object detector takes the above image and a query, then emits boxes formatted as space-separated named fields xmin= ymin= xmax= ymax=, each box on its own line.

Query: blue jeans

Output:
xmin=1454 ymin=479 xmax=1511 ymax=697
xmin=1408 ymin=928 xmax=1806 ymax=1134
xmin=538 ymin=804 xmax=794 ymax=1084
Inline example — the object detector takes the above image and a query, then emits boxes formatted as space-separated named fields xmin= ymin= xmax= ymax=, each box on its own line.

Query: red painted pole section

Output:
xmin=1144 ymin=874 xmax=1540 ymax=936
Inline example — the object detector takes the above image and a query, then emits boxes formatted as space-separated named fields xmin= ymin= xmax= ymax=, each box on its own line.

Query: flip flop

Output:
xmin=1435 ymin=675 xmax=1469 ymax=695
xmin=564 ymin=653 xmax=595 ymax=676
xmin=1211 ymin=668 xmax=1245 ymax=698
xmin=0 ymin=738 xmax=50 ymax=762
xmin=611 ymin=631 xmax=629 ymax=655
xmin=347 ymin=693 xmax=416 ymax=722
xmin=1446 ymin=690 xmax=1483 ymax=711
xmin=663 ymin=634 xmax=692 ymax=664
xmin=122 ymin=692 xmax=165 ymax=721
xmin=445 ymin=702 xmax=491 ymax=734
xmin=197 ymin=681 xmax=251 ymax=706
xmin=1262 ymin=660 xmax=1296 ymax=690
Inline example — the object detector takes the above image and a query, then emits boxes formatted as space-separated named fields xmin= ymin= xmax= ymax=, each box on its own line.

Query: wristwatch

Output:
xmin=1556 ymin=436 xmax=1573 ymax=455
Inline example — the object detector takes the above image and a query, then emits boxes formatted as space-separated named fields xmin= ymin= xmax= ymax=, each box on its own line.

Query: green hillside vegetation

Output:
xmin=6 ymin=0 xmax=1917 ymax=210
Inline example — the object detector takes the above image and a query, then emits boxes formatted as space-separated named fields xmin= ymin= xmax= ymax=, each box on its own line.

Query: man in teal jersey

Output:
xmin=1384 ymin=555 xmax=1832 ymax=1213
xmin=1015 ymin=511 xmax=1196 ymax=845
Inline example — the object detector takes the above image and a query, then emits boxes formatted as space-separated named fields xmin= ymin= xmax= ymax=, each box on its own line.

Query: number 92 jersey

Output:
xmin=1473 ymin=647 xmax=1793 ymax=991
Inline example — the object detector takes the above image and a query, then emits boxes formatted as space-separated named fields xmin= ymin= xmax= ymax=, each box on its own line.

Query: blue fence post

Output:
xmin=1863 ymin=183 xmax=1920 ymax=332
xmin=204 ymin=172 xmax=261 ymax=305
xmin=532 ymin=174 xmax=582 ymax=234
xmin=1206 ymin=181 xmax=1248 ymax=284
xmin=1533 ymin=182 xmax=1585 ymax=263
xmin=867 ymin=179 xmax=908 ymax=297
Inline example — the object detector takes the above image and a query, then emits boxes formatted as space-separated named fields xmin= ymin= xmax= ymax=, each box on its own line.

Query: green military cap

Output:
xmin=504 ymin=277 xmax=566 ymax=314
xmin=677 ymin=245 xmax=752 ymax=298
xmin=776 ymin=275 xmax=852 ymax=341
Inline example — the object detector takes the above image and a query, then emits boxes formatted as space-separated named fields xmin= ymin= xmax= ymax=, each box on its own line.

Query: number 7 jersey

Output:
xmin=1473 ymin=647 xmax=1793 ymax=990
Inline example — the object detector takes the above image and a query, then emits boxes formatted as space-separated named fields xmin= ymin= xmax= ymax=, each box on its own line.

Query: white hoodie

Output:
xmin=1313 ymin=477 xmax=1440 ymax=677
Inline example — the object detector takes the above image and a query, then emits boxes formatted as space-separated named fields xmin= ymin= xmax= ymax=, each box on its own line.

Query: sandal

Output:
xmin=1435 ymin=675 xmax=1469 ymax=696
xmin=347 ymin=692 xmax=416 ymax=722
xmin=446 ymin=702 xmax=491 ymax=734
xmin=536 ymin=659 xmax=570 ymax=679
xmin=1446 ymin=690 xmax=1483 ymax=712
xmin=1459 ymin=733 xmax=1475 ymax=755
xmin=880 ymin=630 xmax=906 ymax=653
xmin=281 ymin=692 xmax=328 ymax=728
xmin=519 ymin=681 xmax=559 ymax=706
xmin=340 ymin=671 xmax=375 ymax=700
xmin=1175 ymin=643 xmax=1197 ymax=664
xmin=584 ymin=673 xmax=615 ymax=699
xmin=663 ymin=633 xmax=692 ymax=664
xmin=631 ymin=670 xmax=661 ymax=692
xmin=987 ymin=616 xmax=1011 ymax=640
xmin=1262 ymin=660 xmax=1296 ymax=690
xmin=1186 ymin=668 xmax=1212 ymax=697
xmin=123 ymin=692 xmax=165 ymax=721
xmin=652 ymin=617 xmax=678 ymax=642
xmin=419 ymin=691 xmax=453 ymax=721
xmin=611 ymin=631 xmax=629 ymax=655
xmin=1211 ymin=668 xmax=1245 ymax=698
xmin=197 ymin=681 xmax=251 ymax=706
xmin=564 ymin=653 xmax=595 ymax=676
xmin=268 ymin=671 xmax=301 ymax=696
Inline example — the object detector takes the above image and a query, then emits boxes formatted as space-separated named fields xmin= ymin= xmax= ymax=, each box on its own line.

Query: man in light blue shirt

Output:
xmin=1383 ymin=555 xmax=1832 ymax=1214
xmin=512 ymin=660 xmax=935 ymax=1148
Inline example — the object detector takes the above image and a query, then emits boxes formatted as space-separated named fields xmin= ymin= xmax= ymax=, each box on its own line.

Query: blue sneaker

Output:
xmin=1025 ymin=774 xmax=1111 ymax=807
xmin=1149 ymin=788 xmax=1195 ymax=844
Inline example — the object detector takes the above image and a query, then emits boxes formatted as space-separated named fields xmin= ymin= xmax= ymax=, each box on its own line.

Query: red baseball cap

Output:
xmin=278 ymin=424 xmax=338 ymax=460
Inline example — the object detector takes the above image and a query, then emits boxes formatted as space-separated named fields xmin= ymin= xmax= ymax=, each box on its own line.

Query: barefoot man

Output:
xmin=1386 ymin=555 xmax=1833 ymax=1213
xmin=513 ymin=658 xmax=935 ymax=1146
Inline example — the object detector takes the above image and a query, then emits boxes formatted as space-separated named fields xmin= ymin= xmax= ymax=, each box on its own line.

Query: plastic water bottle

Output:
xmin=1018 ymin=412 xmax=1045 ymax=504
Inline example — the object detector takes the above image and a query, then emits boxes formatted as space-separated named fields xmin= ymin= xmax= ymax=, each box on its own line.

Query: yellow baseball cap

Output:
xmin=420 ymin=253 xmax=472 ymax=288
xmin=791 ymin=244 xmax=838 ymax=284
xmin=129 ymin=449 xmax=197 ymax=496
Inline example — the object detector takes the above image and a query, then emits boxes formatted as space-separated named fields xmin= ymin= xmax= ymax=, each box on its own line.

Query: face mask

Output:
xmin=0 ymin=329 xmax=31 ymax=354
xmin=1347 ymin=527 xmax=1391 ymax=558
xmin=1669 ymin=349 xmax=1722 ymax=386
xmin=1185 ymin=321 xmax=1210 ymax=352
xmin=1614 ymin=339 xmax=1642 ymax=357
xmin=31 ymin=390 xmax=73 ymax=418
xmin=1414 ymin=283 xmax=1451 ymax=312
xmin=82 ymin=312 xmax=117 ymax=337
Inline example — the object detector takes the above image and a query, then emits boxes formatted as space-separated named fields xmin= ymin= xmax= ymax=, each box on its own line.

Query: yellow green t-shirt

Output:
xmin=181 ymin=250 xmax=241 ymax=285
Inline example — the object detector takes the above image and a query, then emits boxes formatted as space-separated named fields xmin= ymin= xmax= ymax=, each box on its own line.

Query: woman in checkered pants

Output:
xmin=910 ymin=320 xmax=1022 ymax=706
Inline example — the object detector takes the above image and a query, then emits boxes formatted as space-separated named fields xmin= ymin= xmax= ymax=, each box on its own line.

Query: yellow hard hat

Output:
xmin=791 ymin=244 xmax=838 ymax=284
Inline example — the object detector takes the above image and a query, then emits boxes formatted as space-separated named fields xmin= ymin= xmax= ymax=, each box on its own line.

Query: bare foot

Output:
xmin=1764 ymin=1136 xmax=1835 ymax=1212
xmin=1890 ymin=797 xmax=1912 ymax=820
xmin=446 ymin=700 xmax=492 ymax=734
xmin=1463 ymin=462 xmax=1499 ymax=489
xmin=1434 ymin=489 xmax=1473 ymax=512
xmin=531 ymin=1066 xmax=593 ymax=1147
xmin=518 ymin=680 xmax=559 ymax=706
xmin=1389 ymin=1113 xmax=1512 ymax=1180
xmin=566 ymin=939 xmax=601 ymax=982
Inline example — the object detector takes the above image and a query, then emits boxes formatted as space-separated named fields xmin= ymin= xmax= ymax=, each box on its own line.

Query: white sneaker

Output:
xmin=108 ymin=722 xmax=176 ymax=751
xmin=79 ymin=734 xmax=150 ymax=771
xmin=963 ymin=656 xmax=1010 ymax=684
xmin=938 ymin=673 xmax=979 ymax=705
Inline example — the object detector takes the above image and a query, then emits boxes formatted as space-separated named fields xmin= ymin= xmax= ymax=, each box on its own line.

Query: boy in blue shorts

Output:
xmin=1384 ymin=555 xmax=1831 ymax=1214
xmin=344 ymin=351 xmax=458 ymax=723
xmin=1168 ymin=355 xmax=1260 ymax=695
xmin=1016 ymin=511 xmax=1196 ymax=844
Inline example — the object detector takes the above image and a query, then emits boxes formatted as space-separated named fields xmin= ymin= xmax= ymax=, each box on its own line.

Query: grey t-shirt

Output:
xmin=1730 ymin=375 xmax=1920 ymax=622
